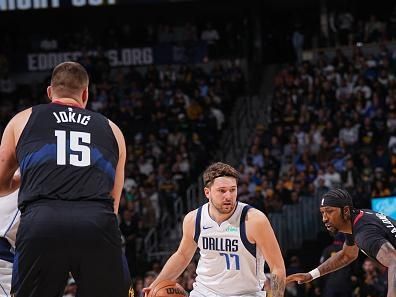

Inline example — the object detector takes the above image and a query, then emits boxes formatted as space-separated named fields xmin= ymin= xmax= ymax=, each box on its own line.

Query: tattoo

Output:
xmin=317 ymin=245 xmax=358 ymax=276
xmin=376 ymin=242 xmax=395 ymax=267
xmin=376 ymin=242 xmax=396 ymax=297
xmin=269 ymin=273 xmax=285 ymax=297
xmin=391 ymin=266 xmax=396 ymax=297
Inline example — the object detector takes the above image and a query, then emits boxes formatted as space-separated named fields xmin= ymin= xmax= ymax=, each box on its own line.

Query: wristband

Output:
xmin=308 ymin=268 xmax=320 ymax=280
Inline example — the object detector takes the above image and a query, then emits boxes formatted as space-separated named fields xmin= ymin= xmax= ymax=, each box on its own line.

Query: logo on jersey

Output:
xmin=203 ymin=226 xmax=213 ymax=230
xmin=202 ymin=237 xmax=238 ymax=252
xmin=226 ymin=226 xmax=239 ymax=232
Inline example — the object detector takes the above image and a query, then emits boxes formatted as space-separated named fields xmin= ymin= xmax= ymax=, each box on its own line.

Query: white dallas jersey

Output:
xmin=0 ymin=190 xmax=19 ymax=297
xmin=193 ymin=202 xmax=266 ymax=296
xmin=0 ymin=190 xmax=19 ymax=249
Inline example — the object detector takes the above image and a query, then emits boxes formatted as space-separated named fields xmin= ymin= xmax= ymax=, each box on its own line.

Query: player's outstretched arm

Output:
xmin=286 ymin=242 xmax=359 ymax=284
xmin=143 ymin=210 xmax=198 ymax=296
xmin=249 ymin=209 xmax=285 ymax=297
xmin=376 ymin=242 xmax=396 ymax=297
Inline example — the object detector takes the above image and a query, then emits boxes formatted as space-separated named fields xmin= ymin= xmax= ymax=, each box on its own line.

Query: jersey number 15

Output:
xmin=55 ymin=130 xmax=91 ymax=167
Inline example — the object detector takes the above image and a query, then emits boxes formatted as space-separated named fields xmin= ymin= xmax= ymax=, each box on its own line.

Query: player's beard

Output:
xmin=326 ymin=225 xmax=339 ymax=235
xmin=209 ymin=197 xmax=236 ymax=215
xmin=326 ymin=213 xmax=347 ymax=235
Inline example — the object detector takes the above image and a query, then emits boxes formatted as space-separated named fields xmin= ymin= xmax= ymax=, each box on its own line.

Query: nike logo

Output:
xmin=203 ymin=226 xmax=213 ymax=230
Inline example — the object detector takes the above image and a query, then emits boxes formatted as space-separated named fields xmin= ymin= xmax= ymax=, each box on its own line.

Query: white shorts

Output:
xmin=189 ymin=282 xmax=267 ymax=297
xmin=0 ymin=260 xmax=12 ymax=297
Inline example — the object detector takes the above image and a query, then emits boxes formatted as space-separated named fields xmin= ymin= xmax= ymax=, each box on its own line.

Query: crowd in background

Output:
xmin=1 ymin=4 xmax=396 ymax=297
xmin=242 ymin=43 xmax=396 ymax=214
xmin=239 ymin=43 xmax=395 ymax=297
xmin=0 ymin=55 xmax=246 ymax=282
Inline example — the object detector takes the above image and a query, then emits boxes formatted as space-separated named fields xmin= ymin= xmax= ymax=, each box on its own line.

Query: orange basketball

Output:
xmin=148 ymin=280 xmax=187 ymax=297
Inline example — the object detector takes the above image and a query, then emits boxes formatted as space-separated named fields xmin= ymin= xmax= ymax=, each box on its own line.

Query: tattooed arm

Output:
xmin=247 ymin=209 xmax=285 ymax=297
xmin=317 ymin=242 xmax=359 ymax=274
xmin=287 ymin=243 xmax=358 ymax=284
xmin=376 ymin=242 xmax=396 ymax=297
xmin=269 ymin=273 xmax=286 ymax=297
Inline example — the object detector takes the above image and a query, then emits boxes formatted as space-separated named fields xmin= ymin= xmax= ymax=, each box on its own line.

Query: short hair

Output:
xmin=203 ymin=162 xmax=239 ymax=187
xmin=51 ymin=62 xmax=89 ymax=97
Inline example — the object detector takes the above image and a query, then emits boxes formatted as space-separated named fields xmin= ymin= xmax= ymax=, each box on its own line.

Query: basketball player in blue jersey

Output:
xmin=144 ymin=162 xmax=285 ymax=297
xmin=0 ymin=188 xmax=19 ymax=297
xmin=287 ymin=189 xmax=396 ymax=297
xmin=0 ymin=61 xmax=132 ymax=297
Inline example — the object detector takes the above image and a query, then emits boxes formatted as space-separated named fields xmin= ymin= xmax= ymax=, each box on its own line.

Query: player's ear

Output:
xmin=81 ymin=87 xmax=89 ymax=107
xmin=343 ymin=206 xmax=351 ymax=219
xmin=47 ymin=86 xmax=52 ymax=101
xmin=204 ymin=187 xmax=210 ymax=199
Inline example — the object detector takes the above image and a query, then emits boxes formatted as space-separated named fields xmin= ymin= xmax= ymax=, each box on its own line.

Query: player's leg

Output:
xmin=11 ymin=205 xmax=70 ymax=297
xmin=69 ymin=205 xmax=131 ymax=297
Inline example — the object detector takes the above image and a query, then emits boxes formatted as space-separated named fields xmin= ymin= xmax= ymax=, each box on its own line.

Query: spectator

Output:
xmin=201 ymin=22 xmax=220 ymax=58
xmin=319 ymin=234 xmax=352 ymax=297
xmin=358 ymin=258 xmax=387 ymax=297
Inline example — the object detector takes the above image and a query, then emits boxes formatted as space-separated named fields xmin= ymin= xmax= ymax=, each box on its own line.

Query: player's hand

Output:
xmin=142 ymin=287 xmax=151 ymax=297
xmin=286 ymin=273 xmax=313 ymax=284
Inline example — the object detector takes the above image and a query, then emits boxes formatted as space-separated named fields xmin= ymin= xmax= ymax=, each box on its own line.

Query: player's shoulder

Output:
xmin=184 ymin=209 xmax=199 ymax=222
xmin=245 ymin=206 xmax=269 ymax=224
xmin=246 ymin=206 xmax=267 ymax=218
xmin=108 ymin=119 xmax=125 ymax=139
xmin=108 ymin=119 xmax=121 ymax=132
xmin=4 ymin=107 xmax=33 ymax=145
xmin=10 ymin=107 xmax=32 ymax=125
xmin=358 ymin=209 xmax=383 ymax=222
xmin=181 ymin=209 xmax=199 ymax=233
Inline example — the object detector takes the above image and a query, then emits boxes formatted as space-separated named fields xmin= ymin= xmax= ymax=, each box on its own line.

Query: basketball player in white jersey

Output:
xmin=144 ymin=162 xmax=285 ymax=297
xmin=0 ymin=188 xmax=19 ymax=297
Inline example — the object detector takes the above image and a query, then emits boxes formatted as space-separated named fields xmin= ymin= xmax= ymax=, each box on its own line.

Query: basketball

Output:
xmin=148 ymin=280 xmax=187 ymax=297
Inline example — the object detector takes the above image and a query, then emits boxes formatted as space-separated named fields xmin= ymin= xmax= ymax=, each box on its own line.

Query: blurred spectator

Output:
xmin=200 ymin=22 xmax=220 ymax=58
xmin=323 ymin=164 xmax=341 ymax=188
xmin=358 ymin=258 xmax=387 ymax=297
xmin=342 ymin=157 xmax=360 ymax=193
xmin=337 ymin=11 xmax=354 ymax=45
xmin=120 ymin=205 xmax=140 ymax=277
xmin=365 ymin=15 xmax=385 ymax=43
xmin=285 ymin=256 xmax=305 ymax=297
xmin=292 ymin=25 xmax=305 ymax=64
xmin=319 ymin=234 xmax=352 ymax=297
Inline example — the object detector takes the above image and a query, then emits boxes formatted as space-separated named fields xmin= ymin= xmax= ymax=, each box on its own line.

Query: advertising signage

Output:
xmin=12 ymin=42 xmax=207 ymax=71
